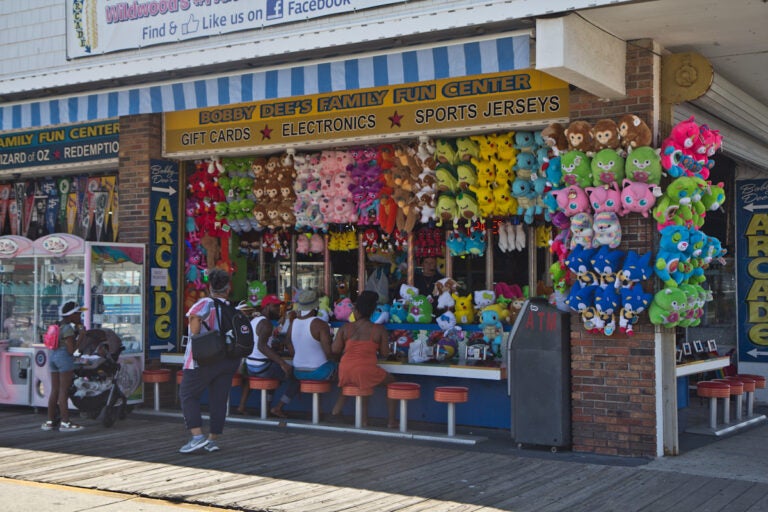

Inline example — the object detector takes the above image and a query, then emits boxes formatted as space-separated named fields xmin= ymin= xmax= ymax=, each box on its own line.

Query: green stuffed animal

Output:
xmin=406 ymin=295 xmax=433 ymax=323
xmin=648 ymin=287 xmax=688 ymax=328
xmin=435 ymin=193 xmax=458 ymax=227
xmin=435 ymin=163 xmax=459 ymax=193
xmin=247 ymin=280 xmax=268 ymax=307
xmin=455 ymin=190 xmax=480 ymax=227
xmin=560 ymin=150 xmax=592 ymax=188
xmin=625 ymin=146 xmax=662 ymax=185
xmin=456 ymin=161 xmax=479 ymax=190
xmin=455 ymin=137 xmax=480 ymax=162
xmin=590 ymin=148 xmax=625 ymax=187
xmin=435 ymin=139 xmax=458 ymax=165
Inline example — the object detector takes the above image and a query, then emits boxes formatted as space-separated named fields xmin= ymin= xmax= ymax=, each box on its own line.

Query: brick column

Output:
xmin=117 ymin=114 xmax=163 ymax=243
xmin=568 ymin=40 xmax=660 ymax=457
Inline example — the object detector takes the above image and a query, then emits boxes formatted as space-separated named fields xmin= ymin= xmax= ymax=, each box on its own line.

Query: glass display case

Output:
xmin=278 ymin=262 xmax=325 ymax=298
xmin=0 ymin=234 xmax=146 ymax=407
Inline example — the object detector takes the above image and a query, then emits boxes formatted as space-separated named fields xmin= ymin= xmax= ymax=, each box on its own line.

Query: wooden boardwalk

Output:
xmin=1 ymin=405 xmax=768 ymax=511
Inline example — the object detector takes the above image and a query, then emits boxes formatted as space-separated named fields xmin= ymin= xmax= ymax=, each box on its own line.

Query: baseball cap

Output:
xmin=261 ymin=294 xmax=283 ymax=307
xmin=59 ymin=300 xmax=87 ymax=319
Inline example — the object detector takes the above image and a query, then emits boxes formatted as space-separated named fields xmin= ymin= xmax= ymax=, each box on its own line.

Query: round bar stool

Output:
xmin=434 ymin=386 xmax=468 ymax=437
xmin=227 ymin=373 xmax=244 ymax=417
xmin=726 ymin=376 xmax=755 ymax=421
xmin=697 ymin=380 xmax=731 ymax=430
xmin=713 ymin=378 xmax=743 ymax=425
xmin=342 ymin=386 xmax=374 ymax=428
xmin=300 ymin=380 xmax=332 ymax=424
xmin=736 ymin=374 xmax=766 ymax=417
xmin=142 ymin=369 xmax=171 ymax=412
xmin=248 ymin=377 xmax=281 ymax=420
xmin=387 ymin=382 xmax=421 ymax=433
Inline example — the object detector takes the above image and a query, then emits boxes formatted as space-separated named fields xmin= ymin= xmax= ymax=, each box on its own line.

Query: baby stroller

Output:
xmin=68 ymin=328 xmax=129 ymax=427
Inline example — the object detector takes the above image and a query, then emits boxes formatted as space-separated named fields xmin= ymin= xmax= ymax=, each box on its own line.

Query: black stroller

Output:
xmin=68 ymin=329 xmax=129 ymax=427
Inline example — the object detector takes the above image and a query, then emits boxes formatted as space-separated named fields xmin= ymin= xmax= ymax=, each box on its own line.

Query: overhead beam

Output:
xmin=535 ymin=14 xmax=626 ymax=100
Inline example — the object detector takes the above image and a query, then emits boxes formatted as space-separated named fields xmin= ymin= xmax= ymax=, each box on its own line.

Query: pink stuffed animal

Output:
xmin=334 ymin=298 xmax=354 ymax=321
xmin=620 ymin=179 xmax=662 ymax=217
xmin=586 ymin=182 xmax=622 ymax=215
xmin=551 ymin=185 xmax=590 ymax=217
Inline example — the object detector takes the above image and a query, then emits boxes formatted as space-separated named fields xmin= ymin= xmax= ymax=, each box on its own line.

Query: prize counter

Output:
xmin=161 ymin=321 xmax=513 ymax=429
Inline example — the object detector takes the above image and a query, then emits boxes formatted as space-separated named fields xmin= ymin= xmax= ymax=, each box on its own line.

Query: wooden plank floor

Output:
xmin=1 ymin=405 xmax=768 ymax=511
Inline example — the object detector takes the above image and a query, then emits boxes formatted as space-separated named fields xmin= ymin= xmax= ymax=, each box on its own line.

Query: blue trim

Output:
xmin=497 ymin=36 xmax=515 ymax=71
xmin=194 ymin=80 xmax=207 ymax=108
xmin=31 ymin=103 xmax=40 ymax=127
xmin=108 ymin=92 xmax=119 ymax=117
xmin=67 ymin=97 xmax=77 ymax=122
xmin=88 ymin=95 xmax=98 ymax=119
xmin=241 ymin=74 xmax=253 ymax=102
xmin=317 ymin=63 xmax=332 ymax=93
xmin=403 ymin=51 xmax=419 ymax=82
xmin=344 ymin=59 xmax=359 ymax=90
xmin=12 ymin=105 xmax=21 ymax=127
xmin=150 ymin=86 xmax=162 ymax=113
xmin=291 ymin=67 xmax=304 ymax=96
xmin=265 ymin=70 xmax=278 ymax=98
xmin=373 ymin=55 xmax=388 ymax=86
xmin=433 ymin=46 xmax=449 ymax=78
xmin=217 ymin=77 xmax=229 ymax=105
xmin=129 ymin=89 xmax=140 ymax=114
xmin=172 ymin=83 xmax=186 ymax=111
xmin=50 ymin=100 xmax=60 ymax=125
xmin=464 ymin=42 xmax=481 ymax=75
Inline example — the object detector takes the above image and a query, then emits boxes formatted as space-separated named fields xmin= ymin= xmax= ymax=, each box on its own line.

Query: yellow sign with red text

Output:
xmin=163 ymin=70 xmax=569 ymax=155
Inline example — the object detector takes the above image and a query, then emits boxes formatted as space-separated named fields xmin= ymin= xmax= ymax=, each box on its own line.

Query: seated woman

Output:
xmin=286 ymin=290 xmax=338 ymax=381
xmin=331 ymin=290 xmax=396 ymax=428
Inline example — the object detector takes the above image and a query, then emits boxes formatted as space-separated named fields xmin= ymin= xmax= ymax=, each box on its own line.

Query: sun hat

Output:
xmin=59 ymin=301 xmax=87 ymax=319
xmin=261 ymin=294 xmax=283 ymax=307
xmin=296 ymin=290 xmax=319 ymax=310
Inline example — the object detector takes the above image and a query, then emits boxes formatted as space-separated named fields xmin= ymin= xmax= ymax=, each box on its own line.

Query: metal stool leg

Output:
xmin=747 ymin=391 xmax=755 ymax=417
xmin=447 ymin=402 xmax=456 ymax=436
xmin=399 ymin=399 xmax=408 ymax=433
xmin=311 ymin=393 xmax=320 ymax=424
xmin=708 ymin=397 xmax=718 ymax=430
xmin=260 ymin=389 xmax=269 ymax=420
xmin=153 ymin=383 xmax=161 ymax=412
xmin=722 ymin=396 xmax=730 ymax=424
xmin=735 ymin=393 xmax=744 ymax=421
xmin=354 ymin=396 xmax=364 ymax=428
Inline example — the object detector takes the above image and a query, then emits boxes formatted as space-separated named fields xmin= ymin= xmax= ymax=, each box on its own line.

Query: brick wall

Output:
xmin=117 ymin=114 xmax=163 ymax=244
xmin=568 ymin=39 xmax=661 ymax=457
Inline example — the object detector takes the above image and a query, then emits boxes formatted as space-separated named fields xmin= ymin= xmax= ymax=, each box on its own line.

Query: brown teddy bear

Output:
xmin=541 ymin=122 xmax=568 ymax=155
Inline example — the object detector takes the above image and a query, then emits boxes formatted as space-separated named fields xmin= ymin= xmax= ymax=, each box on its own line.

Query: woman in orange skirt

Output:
xmin=332 ymin=290 xmax=397 ymax=427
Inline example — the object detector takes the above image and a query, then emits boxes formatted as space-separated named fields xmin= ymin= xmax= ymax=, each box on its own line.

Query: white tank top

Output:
xmin=247 ymin=316 xmax=270 ymax=362
xmin=291 ymin=317 xmax=328 ymax=370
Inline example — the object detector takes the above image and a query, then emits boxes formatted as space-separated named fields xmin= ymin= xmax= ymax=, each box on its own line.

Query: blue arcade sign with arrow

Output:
xmin=737 ymin=179 xmax=768 ymax=363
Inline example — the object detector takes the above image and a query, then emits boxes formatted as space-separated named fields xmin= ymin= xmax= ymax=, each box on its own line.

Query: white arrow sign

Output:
xmin=747 ymin=348 xmax=768 ymax=358
xmin=149 ymin=342 xmax=175 ymax=352
xmin=151 ymin=186 xmax=177 ymax=196
xmin=743 ymin=203 xmax=768 ymax=212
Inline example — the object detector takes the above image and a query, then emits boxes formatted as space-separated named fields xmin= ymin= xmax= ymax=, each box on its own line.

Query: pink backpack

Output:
xmin=43 ymin=324 xmax=60 ymax=350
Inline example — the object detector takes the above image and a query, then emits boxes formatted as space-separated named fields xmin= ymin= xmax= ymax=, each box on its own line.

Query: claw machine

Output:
xmin=83 ymin=242 xmax=145 ymax=404
xmin=0 ymin=235 xmax=39 ymax=406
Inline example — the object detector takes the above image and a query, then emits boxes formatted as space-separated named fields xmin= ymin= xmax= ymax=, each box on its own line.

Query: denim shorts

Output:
xmin=49 ymin=348 xmax=74 ymax=373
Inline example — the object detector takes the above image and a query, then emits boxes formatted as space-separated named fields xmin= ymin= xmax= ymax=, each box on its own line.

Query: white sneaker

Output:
xmin=179 ymin=436 xmax=209 ymax=453
xmin=59 ymin=421 xmax=83 ymax=432
xmin=41 ymin=421 xmax=57 ymax=431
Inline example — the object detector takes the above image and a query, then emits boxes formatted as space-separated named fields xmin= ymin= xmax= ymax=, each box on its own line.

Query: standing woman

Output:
xmin=179 ymin=268 xmax=240 ymax=454
xmin=331 ymin=290 xmax=396 ymax=428
xmin=42 ymin=301 xmax=86 ymax=431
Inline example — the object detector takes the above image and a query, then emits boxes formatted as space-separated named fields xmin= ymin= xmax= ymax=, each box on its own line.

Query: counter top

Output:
xmin=675 ymin=356 xmax=730 ymax=377
xmin=159 ymin=353 xmax=505 ymax=380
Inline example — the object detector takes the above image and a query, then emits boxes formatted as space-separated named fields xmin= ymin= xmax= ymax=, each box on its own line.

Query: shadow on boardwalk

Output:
xmin=1 ymin=405 xmax=768 ymax=511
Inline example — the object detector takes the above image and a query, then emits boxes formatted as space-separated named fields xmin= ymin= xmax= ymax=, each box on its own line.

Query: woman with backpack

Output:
xmin=41 ymin=301 xmax=86 ymax=432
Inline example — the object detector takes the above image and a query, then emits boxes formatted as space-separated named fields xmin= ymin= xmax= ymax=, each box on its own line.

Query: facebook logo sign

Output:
xmin=266 ymin=0 xmax=284 ymax=20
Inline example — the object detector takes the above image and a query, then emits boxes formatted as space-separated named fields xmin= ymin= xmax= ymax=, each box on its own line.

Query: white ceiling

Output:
xmin=579 ymin=0 xmax=768 ymax=107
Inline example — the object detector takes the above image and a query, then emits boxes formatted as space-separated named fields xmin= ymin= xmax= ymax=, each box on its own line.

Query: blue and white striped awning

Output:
xmin=0 ymin=34 xmax=529 ymax=132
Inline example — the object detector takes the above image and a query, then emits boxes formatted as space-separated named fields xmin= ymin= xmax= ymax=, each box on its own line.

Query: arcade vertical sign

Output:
xmin=737 ymin=179 xmax=768 ymax=363
xmin=149 ymin=160 xmax=179 ymax=358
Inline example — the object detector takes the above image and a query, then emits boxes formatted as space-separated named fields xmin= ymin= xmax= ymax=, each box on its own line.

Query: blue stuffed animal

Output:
xmin=465 ymin=230 xmax=486 ymax=256
xmin=591 ymin=246 xmax=625 ymax=289
xmin=619 ymin=284 xmax=653 ymax=336
xmin=615 ymin=250 xmax=653 ymax=289
xmin=566 ymin=245 xmax=598 ymax=287
xmin=566 ymin=281 xmax=600 ymax=332
xmin=654 ymin=225 xmax=691 ymax=287
xmin=389 ymin=299 xmax=408 ymax=323
xmin=479 ymin=309 xmax=504 ymax=357
xmin=594 ymin=285 xmax=620 ymax=336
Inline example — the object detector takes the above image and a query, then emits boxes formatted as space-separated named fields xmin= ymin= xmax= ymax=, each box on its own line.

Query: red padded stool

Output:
xmin=248 ymin=377 xmax=281 ymax=420
xmin=736 ymin=374 xmax=766 ymax=417
xmin=142 ymin=369 xmax=171 ymax=411
xmin=697 ymin=381 xmax=731 ymax=429
xmin=434 ymin=386 xmax=468 ymax=437
xmin=300 ymin=380 xmax=332 ymax=424
xmin=387 ymin=382 xmax=421 ymax=433
xmin=342 ymin=386 xmax=374 ymax=428
xmin=726 ymin=376 xmax=755 ymax=421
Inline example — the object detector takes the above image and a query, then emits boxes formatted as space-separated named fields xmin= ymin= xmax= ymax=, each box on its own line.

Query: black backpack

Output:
xmin=213 ymin=299 xmax=255 ymax=359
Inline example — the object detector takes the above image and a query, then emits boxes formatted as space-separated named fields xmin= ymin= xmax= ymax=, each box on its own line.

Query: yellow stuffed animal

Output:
xmin=469 ymin=183 xmax=495 ymax=219
xmin=474 ymin=159 xmax=496 ymax=188
xmin=452 ymin=293 xmax=475 ymax=324
xmin=493 ymin=186 xmax=517 ymax=217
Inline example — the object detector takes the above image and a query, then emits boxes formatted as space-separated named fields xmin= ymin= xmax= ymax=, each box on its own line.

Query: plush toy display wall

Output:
xmin=184 ymin=113 xmax=727 ymax=363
